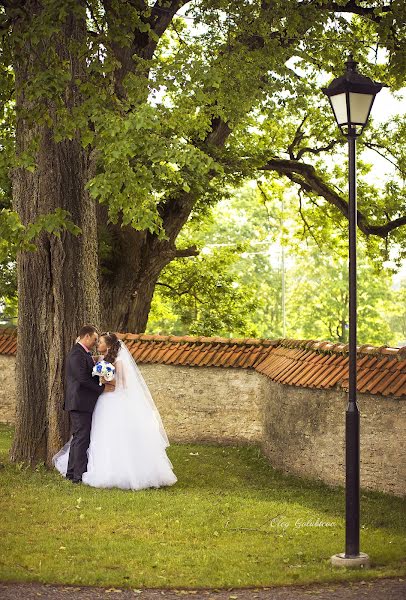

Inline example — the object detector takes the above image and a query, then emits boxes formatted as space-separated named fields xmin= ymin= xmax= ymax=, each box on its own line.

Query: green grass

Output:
xmin=0 ymin=423 xmax=405 ymax=589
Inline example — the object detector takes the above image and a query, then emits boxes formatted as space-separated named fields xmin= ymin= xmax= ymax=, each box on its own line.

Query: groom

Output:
xmin=63 ymin=324 xmax=115 ymax=483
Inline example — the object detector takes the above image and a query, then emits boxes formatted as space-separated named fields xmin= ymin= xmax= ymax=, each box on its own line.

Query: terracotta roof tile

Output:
xmin=144 ymin=341 xmax=166 ymax=362
xmin=216 ymin=344 xmax=237 ymax=367
xmin=284 ymin=361 xmax=317 ymax=386
xmin=279 ymin=360 xmax=309 ymax=382
xmin=157 ymin=342 xmax=180 ymax=363
xmin=0 ymin=329 xmax=17 ymax=355
xmin=306 ymin=364 xmax=338 ymax=388
xmin=303 ymin=363 xmax=330 ymax=387
xmin=363 ymin=369 xmax=392 ymax=395
xmin=357 ymin=367 xmax=383 ymax=389
xmin=178 ymin=343 xmax=200 ymax=365
xmin=199 ymin=343 xmax=221 ymax=366
xmin=392 ymin=359 xmax=406 ymax=372
xmin=387 ymin=372 xmax=406 ymax=396
xmin=165 ymin=344 xmax=186 ymax=364
xmin=209 ymin=344 xmax=230 ymax=367
xmin=322 ymin=365 xmax=349 ymax=388
xmin=356 ymin=355 xmax=373 ymax=368
xmin=183 ymin=344 xmax=205 ymax=366
xmin=375 ymin=369 xmax=403 ymax=392
xmin=269 ymin=357 xmax=298 ymax=380
xmin=1 ymin=328 xmax=405 ymax=397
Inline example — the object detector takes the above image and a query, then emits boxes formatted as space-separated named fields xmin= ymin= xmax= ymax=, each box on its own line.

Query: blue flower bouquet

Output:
xmin=92 ymin=360 xmax=116 ymax=386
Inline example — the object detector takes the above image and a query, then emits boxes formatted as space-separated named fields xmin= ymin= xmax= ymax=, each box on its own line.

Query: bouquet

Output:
xmin=92 ymin=360 xmax=116 ymax=386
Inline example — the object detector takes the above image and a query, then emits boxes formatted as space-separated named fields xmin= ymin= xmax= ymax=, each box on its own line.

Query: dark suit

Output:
xmin=64 ymin=343 xmax=105 ymax=481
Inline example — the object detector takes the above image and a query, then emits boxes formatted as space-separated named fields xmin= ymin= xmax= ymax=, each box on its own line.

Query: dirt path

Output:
xmin=0 ymin=578 xmax=405 ymax=600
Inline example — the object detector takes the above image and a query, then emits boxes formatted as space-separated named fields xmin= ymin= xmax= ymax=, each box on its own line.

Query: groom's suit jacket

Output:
xmin=63 ymin=343 xmax=105 ymax=413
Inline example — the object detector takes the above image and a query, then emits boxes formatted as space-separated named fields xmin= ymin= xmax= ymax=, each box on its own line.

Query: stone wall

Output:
xmin=0 ymin=355 xmax=16 ymax=424
xmin=139 ymin=364 xmax=266 ymax=445
xmin=1 ymin=355 xmax=405 ymax=496
xmin=262 ymin=380 xmax=406 ymax=497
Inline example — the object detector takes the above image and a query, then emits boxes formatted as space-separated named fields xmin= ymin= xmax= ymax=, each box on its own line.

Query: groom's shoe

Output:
xmin=71 ymin=478 xmax=82 ymax=484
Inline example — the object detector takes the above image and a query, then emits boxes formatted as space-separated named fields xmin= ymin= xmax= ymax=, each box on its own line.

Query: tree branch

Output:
xmin=173 ymin=245 xmax=199 ymax=258
xmin=261 ymin=158 xmax=406 ymax=237
xmin=155 ymin=280 xmax=204 ymax=303
xmin=287 ymin=115 xmax=307 ymax=159
xmin=102 ymin=0 xmax=191 ymax=98
xmin=85 ymin=1 xmax=105 ymax=36
xmin=298 ymin=188 xmax=323 ymax=249
xmin=147 ymin=0 xmax=190 ymax=41
xmin=363 ymin=141 xmax=406 ymax=177
xmin=314 ymin=1 xmax=392 ymax=22
xmin=158 ymin=112 xmax=233 ymax=240
xmin=296 ymin=140 xmax=339 ymax=160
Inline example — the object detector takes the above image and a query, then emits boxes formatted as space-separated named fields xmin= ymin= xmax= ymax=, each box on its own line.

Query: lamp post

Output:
xmin=322 ymin=56 xmax=383 ymax=568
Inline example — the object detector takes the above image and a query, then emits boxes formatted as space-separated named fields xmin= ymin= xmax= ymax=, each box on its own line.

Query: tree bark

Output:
xmin=10 ymin=1 xmax=100 ymax=466
xmin=97 ymin=198 xmax=199 ymax=332
xmin=97 ymin=205 xmax=165 ymax=332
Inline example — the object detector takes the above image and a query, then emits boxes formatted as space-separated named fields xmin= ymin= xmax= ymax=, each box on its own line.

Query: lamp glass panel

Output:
xmin=330 ymin=93 xmax=348 ymax=125
xmin=349 ymin=92 xmax=374 ymax=125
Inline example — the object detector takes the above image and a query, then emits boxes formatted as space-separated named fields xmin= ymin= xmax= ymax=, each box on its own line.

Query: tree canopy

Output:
xmin=0 ymin=0 xmax=405 ymax=325
xmin=0 ymin=0 xmax=405 ymax=260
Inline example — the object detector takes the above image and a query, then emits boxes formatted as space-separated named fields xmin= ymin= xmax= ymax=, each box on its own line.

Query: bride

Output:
xmin=52 ymin=332 xmax=178 ymax=490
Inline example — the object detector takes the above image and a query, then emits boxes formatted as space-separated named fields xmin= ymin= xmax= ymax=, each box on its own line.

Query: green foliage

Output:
xmin=387 ymin=280 xmax=406 ymax=344
xmin=287 ymin=243 xmax=396 ymax=346
xmin=149 ymin=181 xmax=404 ymax=345
xmin=86 ymin=103 xmax=223 ymax=235
xmin=1 ymin=0 xmax=404 ymax=249
xmin=0 ymin=208 xmax=81 ymax=261
xmin=0 ymin=209 xmax=81 ymax=312
xmin=150 ymin=243 xmax=260 ymax=336
xmin=0 ymin=294 xmax=17 ymax=325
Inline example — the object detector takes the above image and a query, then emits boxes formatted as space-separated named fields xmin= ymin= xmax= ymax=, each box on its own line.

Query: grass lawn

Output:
xmin=0 ymin=423 xmax=405 ymax=589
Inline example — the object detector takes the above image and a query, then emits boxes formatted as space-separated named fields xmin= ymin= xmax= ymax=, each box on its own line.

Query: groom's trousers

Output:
xmin=67 ymin=410 xmax=92 ymax=481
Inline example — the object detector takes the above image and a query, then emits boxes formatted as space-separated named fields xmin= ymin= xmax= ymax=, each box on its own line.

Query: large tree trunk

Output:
xmin=9 ymin=2 xmax=100 ymax=466
xmin=97 ymin=205 xmax=185 ymax=333
xmin=100 ymin=250 xmax=166 ymax=333
xmin=97 ymin=189 xmax=201 ymax=333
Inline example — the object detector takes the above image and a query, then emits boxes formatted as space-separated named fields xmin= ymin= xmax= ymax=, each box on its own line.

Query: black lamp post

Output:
xmin=322 ymin=56 xmax=383 ymax=568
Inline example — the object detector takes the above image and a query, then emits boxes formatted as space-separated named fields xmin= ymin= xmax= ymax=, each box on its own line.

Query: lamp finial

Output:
xmin=345 ymin=54 xmax=358 ymax=72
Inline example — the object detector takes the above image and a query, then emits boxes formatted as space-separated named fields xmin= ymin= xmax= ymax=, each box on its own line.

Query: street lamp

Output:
xmin=322 ymin=56 xmax=383 ymax=568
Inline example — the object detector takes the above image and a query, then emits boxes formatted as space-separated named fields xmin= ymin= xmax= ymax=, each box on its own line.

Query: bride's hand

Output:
xmin=101 ymin=377 xmax=116 ymax=390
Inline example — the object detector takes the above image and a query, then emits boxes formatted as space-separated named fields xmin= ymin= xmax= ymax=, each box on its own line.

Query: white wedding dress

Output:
xmin=52 ymin=340 xmax=177 ymax=490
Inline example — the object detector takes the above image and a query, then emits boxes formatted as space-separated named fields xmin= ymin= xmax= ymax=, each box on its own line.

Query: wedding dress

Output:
xmin=52 ymin=340 xmax=177 ymax=490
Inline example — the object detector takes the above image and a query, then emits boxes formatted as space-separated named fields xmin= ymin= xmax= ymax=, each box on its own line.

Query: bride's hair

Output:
xmin=101 ymin=332 xmax=121 ymax=364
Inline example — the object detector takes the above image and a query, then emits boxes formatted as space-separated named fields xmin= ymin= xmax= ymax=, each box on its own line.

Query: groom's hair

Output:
xmin=78 ymin=324 xmax=99 ymax=339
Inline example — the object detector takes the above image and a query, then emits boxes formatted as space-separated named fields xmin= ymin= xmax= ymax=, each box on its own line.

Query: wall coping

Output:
xmin=1 ymin=328 xmax=405 ymax=397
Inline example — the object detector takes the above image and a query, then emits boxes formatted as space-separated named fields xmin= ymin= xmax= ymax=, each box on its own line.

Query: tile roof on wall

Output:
xmin=1 ymin=328 xmax=405 ymax=398
xmin=0 ymin=328 xmax=17 ymax=356
xmin=255 ymin=340 xmax=406 ymax=398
